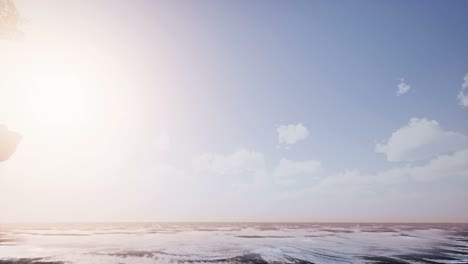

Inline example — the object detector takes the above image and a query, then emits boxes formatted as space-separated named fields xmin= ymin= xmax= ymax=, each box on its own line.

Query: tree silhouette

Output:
xmin=1 ymin=0 xmax=22 ymax=162
xmin=0 ymin=0 xmax=23 ymax=40
xmin=0 ymin=125 xmax=21 ymax=162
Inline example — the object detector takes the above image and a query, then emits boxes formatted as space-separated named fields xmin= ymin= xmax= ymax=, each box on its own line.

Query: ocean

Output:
xmin=0 ymin=223 xmax=467 ymax=264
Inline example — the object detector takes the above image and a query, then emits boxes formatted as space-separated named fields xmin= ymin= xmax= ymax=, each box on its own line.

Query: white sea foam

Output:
xmin=0 ymin=223 xmax=467 ymax=263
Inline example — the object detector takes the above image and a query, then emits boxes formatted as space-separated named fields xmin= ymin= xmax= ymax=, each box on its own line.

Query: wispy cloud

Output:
xmin=317 ymin=147 xmax=468 ymax=192
xmin=273 ymin=158 xmax=322 ymax=185
xmin=396 ymin=78 xmax=411 ymax=96
xmin=191 ymin=149 xmax=266 ymax=181
xmin=457 ymin=73 xmax=468 ymax=107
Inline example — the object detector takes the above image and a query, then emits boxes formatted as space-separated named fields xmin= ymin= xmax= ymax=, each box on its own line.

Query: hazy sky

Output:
xmin=0 ymin=0 xmax=467 ymax=222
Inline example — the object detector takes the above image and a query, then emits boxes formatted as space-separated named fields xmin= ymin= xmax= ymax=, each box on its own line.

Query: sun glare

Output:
xmin=26 ymin=67 xmax=88 ymax=127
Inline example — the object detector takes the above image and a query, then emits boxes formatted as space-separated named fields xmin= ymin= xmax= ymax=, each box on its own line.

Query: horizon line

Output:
xmin=1 ymin=221 xmax=467 ymax=224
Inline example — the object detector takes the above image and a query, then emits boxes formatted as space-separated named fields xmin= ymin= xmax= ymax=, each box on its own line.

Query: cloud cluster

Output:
xmin=277 ymin=123 xmax=309 ymax=146
xmin=192 ymin=149 xmax=323 ymax=188
xmin=377 ymin=148 xmax=468 ymax=183
xmin=457 ymin=73 xmax=468 ymax=107
xmin=186 ymin=139 xmax=468 ymax=220
xmin=375 ymin=118 xmax=468 ymax=162
xmin=397 ymin=79 xmax=411 ymax=96
xmin=314 ymin=147 xmax=468 ymax=196
xmin=192 ymin=116 xmax=467 ymax=192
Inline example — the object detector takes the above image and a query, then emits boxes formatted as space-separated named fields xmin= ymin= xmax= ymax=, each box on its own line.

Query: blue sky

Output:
xmin=0 ymin=0 xmax=467 ymax=222
xmin=132 ymin=0 xmax=468 ymax=171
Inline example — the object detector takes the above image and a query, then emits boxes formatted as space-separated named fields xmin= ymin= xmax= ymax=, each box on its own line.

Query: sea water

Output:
xmin=0 ymin=223 xmax=467 ymax=264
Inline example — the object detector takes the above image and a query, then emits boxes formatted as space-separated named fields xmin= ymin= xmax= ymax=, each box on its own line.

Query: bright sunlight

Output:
xmin=26 ymin=67 xmax=88 ymax=126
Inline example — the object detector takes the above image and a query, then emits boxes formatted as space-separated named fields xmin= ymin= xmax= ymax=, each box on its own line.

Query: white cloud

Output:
xmin=192 ymin=149 xmax=266 ymax=179
xmin=191 ymin=149 xmax=324 ymax=188
xmin=277 ymin=123 xmax=309 ymax=146
xmin=273 ymin=158 xmax=322 ymax=185
xmin=378 ymin=148 xmax=468 ymax=183
xmin=375 ymin=118 xmax=468 ymax=162
xmin=274 ymin=147 xmax=468 ymax=221
xmin=457 ymin=73 xmax=468 ymax=107
xmin=318 ymin=148 xmax=468 ymax=188
xmin=396 ymin=78 xmax=411 ymax=96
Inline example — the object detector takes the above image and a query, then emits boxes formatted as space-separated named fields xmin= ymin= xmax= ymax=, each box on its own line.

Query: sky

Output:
xmin=0 ymin=0 xmax=467 ymax=222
